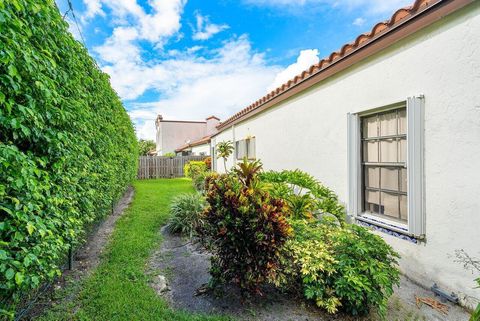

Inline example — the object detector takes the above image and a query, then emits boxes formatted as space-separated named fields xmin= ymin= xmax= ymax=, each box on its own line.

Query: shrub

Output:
xmin=199 ymin=162 xmax=399 ymax=317
xmin=138 ymin=139 xmax=156 ymax=156
xmin=285 ymin=218 xmax=400 ymax=318
xmin=0 ymin=1 xmax=137 ymax=313
xmin=184 ymin=161 xmax=207 ymax=179
xmin=260 ymin=170 xmax=346 ymax=225
xmin=193 ymin=172 xmax=208 ymax=193
xmin=168 ymin=193 xmax=206 ymax=238
xmin=201 ymin=171 xmax=292 ymax=295
xmin=163 ymin=152 xmax=176 ymax=157
xmin=203 ymin=156 xmax=212 ymax=170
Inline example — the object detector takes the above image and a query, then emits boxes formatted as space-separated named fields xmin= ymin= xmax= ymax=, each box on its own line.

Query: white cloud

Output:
xmin=139 ymin=0 xmax=185 ymax=43
xmin=242 ymin=0 xmax=413 ymax=16
xmin=95 ymin=27 xmax=140 ymax=64
xmin=83 ymin=1 xmax=289 ymax=141
xmin=267 ymin=49 xmax=319 ymax=92
xmin=192 ymin=13 xmax=229 ymax=41
xmin=82 ymin=0 xmax=185 ymax=43
xmin=122 ymin=36 xmax=281 ymax=140
xmin=352 ymin=17 xmax=366 ymax=26
xmin=82 ymin=0 xmax=105 ymax=21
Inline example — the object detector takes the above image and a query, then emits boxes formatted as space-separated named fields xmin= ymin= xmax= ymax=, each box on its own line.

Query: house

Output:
xmin=175 ymin=135 xmax=213 ymax=156
xmin=155 ymin=115 xmax=219 ymax=156
xmin=211 ymin=0 xmax=480 ymax=310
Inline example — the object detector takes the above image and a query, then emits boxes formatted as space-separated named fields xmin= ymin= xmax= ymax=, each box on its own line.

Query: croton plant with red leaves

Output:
xmin=200 ymin=165 xmax=292 ymax=295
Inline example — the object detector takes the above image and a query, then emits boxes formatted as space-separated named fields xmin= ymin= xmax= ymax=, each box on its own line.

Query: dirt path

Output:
xmin=148 ymin=227 xmax=471 ymax=321
xmin=71 ymin=186 xmax=135 ymax=275
xmin=20 ymin=186 xmax=135 ymax=320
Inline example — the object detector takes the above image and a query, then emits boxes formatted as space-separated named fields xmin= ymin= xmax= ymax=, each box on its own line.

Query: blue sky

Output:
xmin=57 ymin=0 xmax=412 ymax=140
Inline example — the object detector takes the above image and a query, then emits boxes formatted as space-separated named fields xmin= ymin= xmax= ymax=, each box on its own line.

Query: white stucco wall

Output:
xmin=156 ymin=121 xmax=206 ymax=155
xmin=211 ymin=128 xmax=237 ymax=172
xmin=213 ymin=3 xmax=480 ymax=307
xmin=191 ymin=143 xmax=210 ymax=156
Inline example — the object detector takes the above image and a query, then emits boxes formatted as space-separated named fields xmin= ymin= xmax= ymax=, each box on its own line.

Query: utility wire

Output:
xmin=62 ymin=6 xmax=71 ymax=19
xmin=65 ymin=0 xmax=87 ymax=47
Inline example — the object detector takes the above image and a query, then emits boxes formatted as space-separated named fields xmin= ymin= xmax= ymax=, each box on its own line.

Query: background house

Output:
xmin=155 ymin=115 xmax=219 ymax=155
xmin=175 ymin=135 xmax=212 ymax=156
xmin=211 ymin=0 xmax=480 ymax=310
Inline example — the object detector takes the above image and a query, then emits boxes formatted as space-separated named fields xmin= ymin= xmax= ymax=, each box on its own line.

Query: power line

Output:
xmin=65 ymin=0 xmax=87 ymax=47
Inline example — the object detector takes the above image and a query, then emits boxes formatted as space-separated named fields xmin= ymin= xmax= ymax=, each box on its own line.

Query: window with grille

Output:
xmin=361 ymin=108 xmax=407 ymax=223
xmin=348 ymin=97 xmax=425 ymax=238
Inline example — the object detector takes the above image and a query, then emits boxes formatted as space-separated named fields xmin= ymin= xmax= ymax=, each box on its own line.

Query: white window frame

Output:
xmin=347 ymin=96 xmax=425 ymax=238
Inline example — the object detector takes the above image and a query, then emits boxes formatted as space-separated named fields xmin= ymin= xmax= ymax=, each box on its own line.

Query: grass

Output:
xmin=40 ymin=179 xmax=231 ymax=321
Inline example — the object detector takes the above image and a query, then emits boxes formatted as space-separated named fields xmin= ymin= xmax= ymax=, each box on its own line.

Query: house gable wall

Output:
xmin=158 ymin=121 xmax=206 ymax=155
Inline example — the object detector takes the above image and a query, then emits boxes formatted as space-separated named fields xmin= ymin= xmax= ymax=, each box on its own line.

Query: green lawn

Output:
xmin=40 ymin=179 xmax=230 ymax=321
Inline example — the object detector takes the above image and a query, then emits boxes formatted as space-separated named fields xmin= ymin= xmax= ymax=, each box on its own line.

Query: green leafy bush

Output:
xmin=200 ymin=171 xmax=292 ymax=295
xmin=138 ymin=139 xmax=156 ymax=156
xmin=163 ymin=152 xmax=176 ymax=157
xmin=0 ymin=0 xmax=137 ymax=313
xmin=199 ymin=161 xmax=399 ymax=317
xmin=168 ymin=193 xmax=206 ymax=238
xmin=259 ymin=170 xmax=346 ymax=225
xmin=192 ymin=171 xmax=208 ymax=193
xmin=285 ymin=219 xmax=400 ymax=318
xmin=184 ymin=161 xmax=207 ymax=179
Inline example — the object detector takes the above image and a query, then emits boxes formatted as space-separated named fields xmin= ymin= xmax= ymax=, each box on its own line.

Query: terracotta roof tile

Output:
xmin=217 ymin=0 xmax=442 ymax=131
xmin=175 ymin=135 xmax=212 ymax=152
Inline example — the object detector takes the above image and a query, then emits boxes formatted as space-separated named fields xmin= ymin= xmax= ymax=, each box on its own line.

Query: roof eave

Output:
xmin=216 ymin=0 xmax=472 ymax=132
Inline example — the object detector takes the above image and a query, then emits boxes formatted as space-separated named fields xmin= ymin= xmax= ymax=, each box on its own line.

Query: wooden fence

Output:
xmin=137 ymin=156 xmax=206 ymax=179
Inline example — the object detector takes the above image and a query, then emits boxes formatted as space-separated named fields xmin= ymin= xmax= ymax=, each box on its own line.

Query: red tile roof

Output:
xmin=216 ymin=0 xmax=469 ymax=131
xmin=175 ymin=135 xmax=212 ymax=152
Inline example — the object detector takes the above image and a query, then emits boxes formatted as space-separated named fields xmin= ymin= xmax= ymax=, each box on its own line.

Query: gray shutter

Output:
xmin=248 ymin=137 xmax=256 ymax=159
xmin=347 ymin=113 xmax=361 ymax=218
xmin=407 ymin=96 xmax=426 ymax=238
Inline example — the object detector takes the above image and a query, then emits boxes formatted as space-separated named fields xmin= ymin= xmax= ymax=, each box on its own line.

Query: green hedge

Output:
xmin=0 ymin=0 xmax=138 ymax=314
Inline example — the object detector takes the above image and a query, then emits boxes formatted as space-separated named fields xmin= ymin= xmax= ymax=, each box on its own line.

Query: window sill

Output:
xmin=356 ymin=214 xmax=420 ymax=244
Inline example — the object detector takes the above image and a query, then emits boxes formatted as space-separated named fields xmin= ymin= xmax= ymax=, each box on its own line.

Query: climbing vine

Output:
xmin=0 ymin=0 xmax=138 ymax=315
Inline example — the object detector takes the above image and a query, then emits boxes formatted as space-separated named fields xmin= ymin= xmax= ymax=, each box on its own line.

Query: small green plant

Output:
xmin=233 ymin=158 xmax=263 ymax=187
xmin=287 ymin=193 xmax=318 ymax=220
xmin=216 ymin=141 xmax=234 ymax=173
xmin=168 ymin=193 xmax=206 ymax=238
xmin=200 ymin=163 xmax=292 ymax=295
xmin=472 ymin=296 xmax=480 ymax=321
xmin=259 ymin=170 xmax=346 ymax=225
xmin=454 ymin=250 xmax=480 ymax=321
xmin=285 ymin=218 xmax=400 ymax=318
xmin=184 ymin=161 xmax=207 ymax=179
xmin=163 ymin=152 xmax=176 ymax=157
xmin=193 ymin=171 xmax=208 ymax=193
